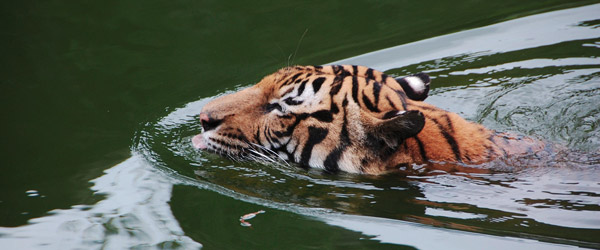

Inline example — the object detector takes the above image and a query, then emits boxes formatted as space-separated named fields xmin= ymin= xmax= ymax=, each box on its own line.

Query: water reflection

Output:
xmin=0 ymin=156 xmax=201 ymax=249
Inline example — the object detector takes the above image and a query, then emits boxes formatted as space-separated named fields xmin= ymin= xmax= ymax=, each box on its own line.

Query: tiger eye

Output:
xmin=265 ymin=103 xmax=283 ymax=113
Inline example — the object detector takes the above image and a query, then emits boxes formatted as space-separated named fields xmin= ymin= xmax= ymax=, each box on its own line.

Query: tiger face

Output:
xmin=193 ymin=65 xmax=542 ymax=174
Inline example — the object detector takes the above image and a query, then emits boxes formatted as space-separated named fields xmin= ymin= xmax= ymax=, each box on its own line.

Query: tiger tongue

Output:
xmin=192 ymin=134 xmax=207 ymax=149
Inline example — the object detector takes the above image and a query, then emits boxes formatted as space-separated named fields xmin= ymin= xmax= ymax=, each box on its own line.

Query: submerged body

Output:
xmin=193 ymin=65 xmax=543 ymax=175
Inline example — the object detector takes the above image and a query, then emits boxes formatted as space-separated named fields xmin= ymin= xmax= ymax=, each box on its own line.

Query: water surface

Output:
xmin=1 ymin=1 xmax=600 ymax=249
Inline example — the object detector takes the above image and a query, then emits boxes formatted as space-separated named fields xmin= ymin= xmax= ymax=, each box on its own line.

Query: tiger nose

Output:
xmin=199 ymin=112 xmax=222 ymax=131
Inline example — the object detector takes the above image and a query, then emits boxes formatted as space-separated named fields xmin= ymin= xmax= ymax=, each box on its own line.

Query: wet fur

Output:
xmin=197 ymin=65 xmax=543 ymax=175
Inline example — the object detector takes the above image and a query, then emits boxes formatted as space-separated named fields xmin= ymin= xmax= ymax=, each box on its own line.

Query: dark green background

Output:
xmin=2 ymin=0 xmax=599 ymax=248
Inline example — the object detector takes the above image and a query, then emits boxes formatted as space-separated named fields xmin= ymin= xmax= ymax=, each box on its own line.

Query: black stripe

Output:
xmin=264 ymin=127 xmax=274 ymax=148
xmin=286 ymin=73 xmax=303 ymax=85
xmin=284 ymin=151 xmax=296 ymax=163
xmin=414 ymin=136 xmax=428 ymax=162
xmin=268 ymin=127 xmax=282 ymax=147
xmin=351 ymin=76 xmax=359 ymax=103
xmin=329 ymin=76 xmax=343 ymax=96
xmin=444 ymin=114 xmax=455 ymax=133
xmin=324 ymin=99 xmax=351 ymax=173
xmin=281 ymin=79 xmax=291 ymax=87
xmin=312 ymin=77 xmax=325 ymax=93
xmin=386 ymin=96 xmax=398 ymax=110
xmin=282 ymin=113 xmax=309 ymax=137
xmin=366 ymin=68 xmax=375 ymax=80
xmin=362 ymin=90 xmax=380 ymax=112
xmin=340 ymin=66 xmax=351 ymax=77
xmin=340 ymin=104 xmax=350 ymax=143
xmin=300 ymin=127 xmax=329 ymax=166
xmin=273 ymin=130 xmax=284 ymax=138
xmin=394 ymin=90 xmax=408 ymax=110
xmin=329 ymin=99 xmax=340 ymax=114
xmin=284 ymin=97 xmax=303 ymax=106
xmin=310 ymin=110 xmax=334 ymax=122
xmin=430 ymin=117 xmax=462 ymax=162
xmin=236 ymin=128 xmax=249 ymax=142
xmin=464 ymin=152 xmax=472 ymax=162
xmin=381 ymin=73 xmax=389 ymax=83
xmin=329 ymin=82 xmax=342 ymax=96
xmin=332 ymin=65 xmax=342 ymax=75
xmin=323 ymin=148 xmax=343 ymax=173
xmin=397 ymin=78 xmax=418 ymax=100
xmin=372 ymin=81 xmax=381 ymax=106
xmin=351 ymin=65 xmax=358 ymax=75
xmin=280 ymin=87 xmax=295 ymax=97
xmin=443 ymin=131 xmax=461 ymax=162
xmin=330 ymin=101 xmax=340 ymax=114
xmin=254 ymin=128 xmax=261 ymax=145
xmin=297 ymin=79 xmax=308 ymax=95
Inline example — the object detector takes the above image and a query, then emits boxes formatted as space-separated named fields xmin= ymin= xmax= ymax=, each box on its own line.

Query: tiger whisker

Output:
xmin=290 ymin=28 xmax=308 ymax=67
xmin=247 ymin=148 xmax=277 ymax=163
xmin=250 ymin=143 xmax=291 ymax=167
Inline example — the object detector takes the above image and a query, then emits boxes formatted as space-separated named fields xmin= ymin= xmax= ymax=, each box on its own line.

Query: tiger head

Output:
xmin=192 ymin=65 xmax=434 ymax=174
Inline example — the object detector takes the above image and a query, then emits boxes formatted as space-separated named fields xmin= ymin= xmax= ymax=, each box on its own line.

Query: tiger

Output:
xmin=192 ymin=65 xmax=543 ymax=175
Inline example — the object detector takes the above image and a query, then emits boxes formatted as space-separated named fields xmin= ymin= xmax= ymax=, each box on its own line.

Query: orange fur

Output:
xmin=195 ymin=65 xmax=543 ymax=174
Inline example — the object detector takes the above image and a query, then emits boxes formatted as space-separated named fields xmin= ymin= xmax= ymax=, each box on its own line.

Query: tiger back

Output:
xmin=192 ymin=65 xmax=544 ymax=175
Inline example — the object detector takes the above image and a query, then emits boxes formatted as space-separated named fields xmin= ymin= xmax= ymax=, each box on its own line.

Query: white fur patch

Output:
xmin=338 ymin=151 xmax=360 ymax=173
xmin=278 ymin=151 xmax=289 ymax=160
xmin=309 ymin=145 xmax=328 ymax=169
xmin=405 ymin=76 xmax=426 ymax=94
xmin=286 ymin=139 xmax=297 ymax=154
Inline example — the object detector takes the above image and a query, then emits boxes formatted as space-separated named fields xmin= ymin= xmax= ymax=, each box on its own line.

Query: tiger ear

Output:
xmin=367 ymin=110 xmax=425 ymax=149
xmin=394 ymin=73 xmax=430 ymax=101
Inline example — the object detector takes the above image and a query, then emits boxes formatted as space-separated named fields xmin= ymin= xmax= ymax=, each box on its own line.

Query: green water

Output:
xmin=2 ymin=1 xmax=600 ymax=249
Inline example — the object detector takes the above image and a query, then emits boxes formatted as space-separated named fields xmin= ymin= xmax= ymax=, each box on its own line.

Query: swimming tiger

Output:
xmin=192 ymin=65 xmax=543 ymax=175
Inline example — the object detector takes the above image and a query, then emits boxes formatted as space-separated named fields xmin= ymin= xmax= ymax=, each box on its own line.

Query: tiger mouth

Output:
xmin=192 ymin=133 xmax=288 ymax=164
xmin=191 ymin=133 xmax=252 ymax=157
